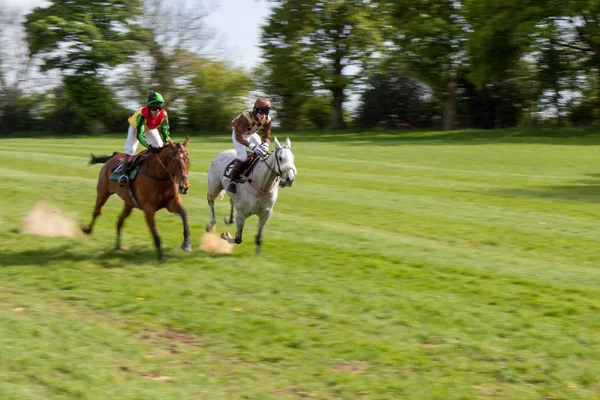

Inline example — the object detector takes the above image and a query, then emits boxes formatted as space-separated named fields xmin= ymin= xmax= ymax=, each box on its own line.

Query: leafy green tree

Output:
xmin=252 ymin=54 xmax=313 ymax=130
xmin=0 ymin=5 xmax=36 ymax=132
xmin=124 ymin=0 xmax=215 ymax=104
xmin=297 ymin=95 xmax=332 ymax=130
xmin=356 ymin=63 xmax=440 ymax=129
xmin=261 ymin=0 xmax=384 ymax=129
xmin=463 ymin=0 xmax=600 ymax=122
xmin=25 ymin=0 xmax=144 ymax=74
xmin=182 ymin=56 xmax=250 ymax=133
xmin=24 ymin=0 xmax=145 ymax=132
xmin=390 ymin=0 xmax=469 ymax=130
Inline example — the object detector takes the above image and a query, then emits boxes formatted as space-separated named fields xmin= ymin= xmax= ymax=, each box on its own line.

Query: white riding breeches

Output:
xmin=232 ymin=130 xmax=261 ymax=162
xmin=124 ymin=126 xmax=164 ymax=155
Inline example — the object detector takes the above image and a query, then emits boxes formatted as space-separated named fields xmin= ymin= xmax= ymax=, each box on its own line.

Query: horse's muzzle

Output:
xmin=179 ymin=176 xmax=190 ymax=195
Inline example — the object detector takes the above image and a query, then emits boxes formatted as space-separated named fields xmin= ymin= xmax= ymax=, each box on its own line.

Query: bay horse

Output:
xmin=82 ymin=137 xmax=191 ymax=261
xmin=206 ymin=137 xmax=297 ymax=255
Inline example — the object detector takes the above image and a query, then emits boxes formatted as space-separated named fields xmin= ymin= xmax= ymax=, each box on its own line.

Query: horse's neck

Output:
xmin=251 ymin=155 xmax=278 ymax=191
xmin=145 ymin=153 xmax=170 ymax=179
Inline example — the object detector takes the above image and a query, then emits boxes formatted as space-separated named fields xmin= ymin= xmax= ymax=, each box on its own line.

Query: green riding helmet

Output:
xmin=147 ymin=91 xmax=165 ymax=106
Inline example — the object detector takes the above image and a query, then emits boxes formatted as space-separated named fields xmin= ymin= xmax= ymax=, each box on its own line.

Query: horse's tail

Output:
xmin=89 ymin=152 xmax=118 ymax=165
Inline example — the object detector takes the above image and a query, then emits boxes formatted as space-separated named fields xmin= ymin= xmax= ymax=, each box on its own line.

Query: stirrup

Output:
xmin=227 ymin=181 xmax=237 ymax=193
xmin=118 ymin=174 xmax=129 ymax=186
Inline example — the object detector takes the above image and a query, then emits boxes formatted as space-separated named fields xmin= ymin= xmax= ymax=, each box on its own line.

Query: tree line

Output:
xmin=0 ymin=0 xmax=598 ymax=135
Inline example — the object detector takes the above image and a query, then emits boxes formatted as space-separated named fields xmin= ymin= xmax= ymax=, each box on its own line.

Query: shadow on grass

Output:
xmin=493 ymin=173 xmax=600 ymax=204
xmin=0 ymin=242 xmax=231 ymax=268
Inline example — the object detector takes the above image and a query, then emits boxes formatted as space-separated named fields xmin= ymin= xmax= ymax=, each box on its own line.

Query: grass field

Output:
xmin=1 ymin=128 xmax=600 ymax=399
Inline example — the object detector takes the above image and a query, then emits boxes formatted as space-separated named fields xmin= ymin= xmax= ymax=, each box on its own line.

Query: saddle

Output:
xmin=108 ymin=152 xmax=150 ymax=183
xmin=224 ymin=152 xmax=260 ymax=181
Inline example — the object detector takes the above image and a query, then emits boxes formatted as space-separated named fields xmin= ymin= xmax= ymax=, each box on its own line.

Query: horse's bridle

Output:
xmin=153 ymin=146 xmax=190 ymax=193
xmin=261 ymin=147 xmax=284 ymax=179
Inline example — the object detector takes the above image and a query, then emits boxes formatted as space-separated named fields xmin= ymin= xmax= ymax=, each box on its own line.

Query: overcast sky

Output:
xmin=2 ymin=0 xmax=270 ymax=69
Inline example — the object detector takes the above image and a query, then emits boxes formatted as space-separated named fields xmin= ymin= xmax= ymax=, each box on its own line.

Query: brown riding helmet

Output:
xmin=253 ymin=97 xmax=271 ymax=111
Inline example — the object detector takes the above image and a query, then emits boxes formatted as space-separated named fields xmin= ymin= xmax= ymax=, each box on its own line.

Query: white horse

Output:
xmin=206 ymin=137 xmax=297 ymax=255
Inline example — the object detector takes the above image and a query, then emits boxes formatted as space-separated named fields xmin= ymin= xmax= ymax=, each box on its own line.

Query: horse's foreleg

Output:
xmin=255 ymin=210 xmax=272 ymax=256
xmin=179 ymin=206 xmax=192 ymax=252
xmin=143 ymin=210 xmax=163 ymax=261
xmin=220 ymin=212 xmax=245 ymax=244
xmin=168 ymin=199 xmax=191 ymax=252
xmin=115 ymin=204 xmax=133 ymax=251
xmin=224 ymin=198 xmax=235 ymax=225
xmin=81 ymin=182 xmax=111 ymax=235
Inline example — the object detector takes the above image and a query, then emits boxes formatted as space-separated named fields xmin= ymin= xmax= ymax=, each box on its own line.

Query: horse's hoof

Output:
xmin=80 ymin=225 xmax=91 ymax=235
xmin=205 ymin=223 xmax=215 ymax=232
xmin=181 ymin=242 xmax=192 ymax=252
xmin=223 ymin=217 xmax=233 ymax=225
xmin=220 ymin=232 xmax=229 ymax=241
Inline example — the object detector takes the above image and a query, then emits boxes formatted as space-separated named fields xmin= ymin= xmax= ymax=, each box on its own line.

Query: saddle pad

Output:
xmin=109 ymin=165 xmax=140 ymax=182
xmin=224 ymin=153 xmax=257 ymax=179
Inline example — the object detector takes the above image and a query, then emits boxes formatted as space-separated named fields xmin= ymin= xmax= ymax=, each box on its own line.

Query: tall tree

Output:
xmin=356 ymin=61 xmax=440 ymax=129
xmin=262 ymin=0 xmax=384 ymax=129
xmin=132 ymin=0 xmax=215 ymax=103
xmin=0 ymin=5 xmax=37 ymax=132
xmin=24 ymin=0 xmax=145 ymax=131
xmin=390 ymin=0 xmax=469 ymax=130
xmin=179 ymin=52 xmax=250 ymax=133
xmin=464 ymin=0 xmax=596 ymax=122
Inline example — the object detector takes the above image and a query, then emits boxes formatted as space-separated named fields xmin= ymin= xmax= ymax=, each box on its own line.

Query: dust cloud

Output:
xmin=22 ymin=201 xmax=82 ymax=240
xmin=200 ymin=228 xmax=233 ymax=254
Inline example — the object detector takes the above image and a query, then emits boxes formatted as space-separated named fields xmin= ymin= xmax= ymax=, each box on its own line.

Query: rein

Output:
xmin=262 ymin=147 xmax=284 ymax=178
xmin=139 ymin=148 xmax=182 ymax=182
xmin=248 ymin=148 xmax=283 ymax=194
xmin=153 ymin=152 xmax=175 ymax=181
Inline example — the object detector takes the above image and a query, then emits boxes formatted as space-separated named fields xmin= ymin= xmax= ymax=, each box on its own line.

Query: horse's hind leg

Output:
xmin=224 ymin=198 xmax=234 ymax=225
xmin=115 ymin=204 xmax=133 ymax=251
xmin=81 ymin=180 xmax=112 ymax=235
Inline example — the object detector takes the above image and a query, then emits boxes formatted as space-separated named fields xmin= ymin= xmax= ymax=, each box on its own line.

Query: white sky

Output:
xmin=2 ymin=0 xmax=270 ymax=69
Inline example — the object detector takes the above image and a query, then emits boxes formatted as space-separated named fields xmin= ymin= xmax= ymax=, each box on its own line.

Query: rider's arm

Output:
xmin=135 ymin=114 xmax=148 ymax=147
xmin=160 ymin=111 xmax=171 ymax=142
xmin=261 ymin=119 xmax=272 ymax=145
xmin=231 ymin=114 xmax=251 ymax=146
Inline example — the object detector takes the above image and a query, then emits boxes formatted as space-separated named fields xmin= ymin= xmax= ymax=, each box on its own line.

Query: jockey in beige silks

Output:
xmin=227 ymin=97 xmax=272 ymax=193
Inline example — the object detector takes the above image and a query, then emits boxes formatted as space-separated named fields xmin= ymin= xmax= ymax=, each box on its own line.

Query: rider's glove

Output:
xmin=148 ymin=144 xmax=161 ymax=153
xmin=260 ymin=142 xmax=269 ymax=153
xmin=249 ymin=143 xmax=266 ymax=156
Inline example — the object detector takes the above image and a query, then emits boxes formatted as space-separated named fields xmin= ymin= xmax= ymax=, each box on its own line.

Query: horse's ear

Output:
xmin=285 ymin=137 xmax=291 ymax=149
xmin=183 ymin=135 xmax=190 ymax=149
xmin=274 ymin=137 xmax=281 ymax=149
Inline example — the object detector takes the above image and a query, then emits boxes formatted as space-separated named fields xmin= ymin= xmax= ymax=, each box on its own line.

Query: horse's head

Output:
xmin=272 ymin=137 xmax=297 ymax=187
xmin=162 ymin=136 xmax=191 ymax=194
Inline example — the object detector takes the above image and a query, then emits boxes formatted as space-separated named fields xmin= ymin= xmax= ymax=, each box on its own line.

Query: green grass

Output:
xmin=1 ymin=128 xmax=600 ymax=399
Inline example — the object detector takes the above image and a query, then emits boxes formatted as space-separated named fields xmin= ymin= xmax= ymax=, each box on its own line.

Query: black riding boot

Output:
xmin=227 ymin=160 xmax=244 ymax=193
xmin=118 ymin=156 xmax=132 ymax=186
